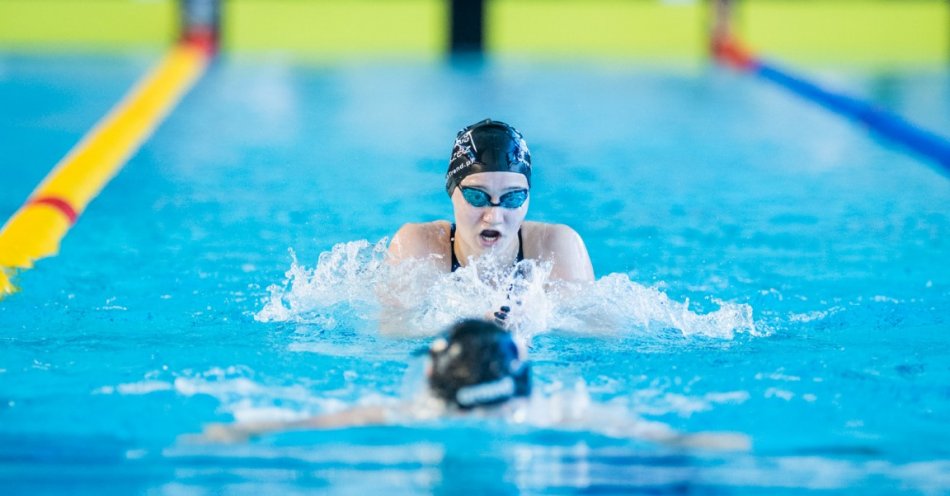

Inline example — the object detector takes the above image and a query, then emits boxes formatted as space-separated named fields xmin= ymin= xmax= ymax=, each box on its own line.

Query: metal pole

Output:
xmin=450 ymin=0 xmax=485 ymax=54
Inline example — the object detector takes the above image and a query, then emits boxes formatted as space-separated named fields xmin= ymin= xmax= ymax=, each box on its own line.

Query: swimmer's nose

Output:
xmin=482 ymin=205 xmax=504 ymax=223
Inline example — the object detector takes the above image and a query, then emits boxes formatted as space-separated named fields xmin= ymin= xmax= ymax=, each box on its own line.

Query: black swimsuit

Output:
xmin=449 ymin=223 xmax=524 ymax=272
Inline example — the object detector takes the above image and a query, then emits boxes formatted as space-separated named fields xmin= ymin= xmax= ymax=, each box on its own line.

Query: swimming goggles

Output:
xmin=460 ymin=187 xmax=528 ymax=209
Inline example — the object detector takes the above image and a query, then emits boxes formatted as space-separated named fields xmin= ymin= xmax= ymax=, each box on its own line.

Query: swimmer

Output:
xmin=389 ymin=119 xmax=594 ymax=281
xmin=196 ymin=320 xmax=749 ymax=452
xmin=388 ymin=119 xmax=594 ymax=281
xmin=384 ymin=119 xmax=594 ymax=329
xmin=199 ymin=318 xmax=530 ymax=443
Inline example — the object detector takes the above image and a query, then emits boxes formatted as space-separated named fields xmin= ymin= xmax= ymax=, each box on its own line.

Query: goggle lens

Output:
xmin=460 ymin=188 xmax=528 ymax=209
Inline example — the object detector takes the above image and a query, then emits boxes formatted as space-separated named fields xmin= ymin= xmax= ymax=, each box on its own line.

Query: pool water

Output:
xmin=1 ymin=51 xmax=948 ymax=494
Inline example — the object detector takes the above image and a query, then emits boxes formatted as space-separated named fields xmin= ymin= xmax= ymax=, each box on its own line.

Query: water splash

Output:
xmin=255 ymin=239 xmax=391 ymax=324
xmin=256 ymin=239 xmax=760 ymax=339
xmin=97 ymin=366 xmax=351 ymax=424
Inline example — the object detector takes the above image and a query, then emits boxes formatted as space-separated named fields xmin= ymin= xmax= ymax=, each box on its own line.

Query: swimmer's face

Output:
xmin=451 ymin=171 xmax=529 ymax=259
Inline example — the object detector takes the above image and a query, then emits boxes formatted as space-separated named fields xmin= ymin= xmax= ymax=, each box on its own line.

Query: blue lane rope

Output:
xmin=754 ymin=60 xmax=950 ymax=174
xmin=714 ymin=39 xmax=950 ymax=175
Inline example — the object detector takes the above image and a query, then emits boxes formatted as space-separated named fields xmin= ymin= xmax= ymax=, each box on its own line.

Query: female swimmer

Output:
xmin=388 ymin=119 xmax=594 ymax=282
xmin=384 ymin=119 xmax=595 ymax=329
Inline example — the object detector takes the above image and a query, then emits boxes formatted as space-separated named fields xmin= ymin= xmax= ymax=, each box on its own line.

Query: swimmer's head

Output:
xmin=427 ymin=319 xmax=531 ymax=409
xmin=445 ymin=119 xmax=531 ymax=197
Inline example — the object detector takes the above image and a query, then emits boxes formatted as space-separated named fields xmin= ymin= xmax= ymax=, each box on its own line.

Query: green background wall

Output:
xmin=0 ymin=0 xmax=946 ymax=66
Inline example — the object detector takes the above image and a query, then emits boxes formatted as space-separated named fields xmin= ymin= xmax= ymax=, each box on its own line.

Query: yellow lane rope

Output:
xmin=0 ymin=42 xmax=210 ymax=297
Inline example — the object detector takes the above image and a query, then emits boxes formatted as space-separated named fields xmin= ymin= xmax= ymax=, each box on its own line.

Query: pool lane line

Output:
xmin=713 ymin=37 xmax=950 ymax=175
xmin=0 ymin=41 xmax=212 ymax=298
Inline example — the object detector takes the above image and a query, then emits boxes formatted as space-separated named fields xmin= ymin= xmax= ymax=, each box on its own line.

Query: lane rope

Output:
xmin=0 ymin=41 xmax=211 ymax=297
xmin=713 ymin=37 xmax=950 ymax=174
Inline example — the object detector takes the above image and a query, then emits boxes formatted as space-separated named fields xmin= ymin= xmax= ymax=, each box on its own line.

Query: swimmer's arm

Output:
xmin=378 ymin=222 xmax=446 ymax=309
xmin=199 ymin=405 xmax=391 ymax=443
xmin=378 ymin=224 xmax=424 ymax=332
xmin=382 ymin=223 xmax=431 ymax=314
xmin=550 ymin=409 xmax=750 ymax=452
xmin=386 ymin=222 xmax=446 ymax=264
xmin=542 ymin=224 xmax=594 ymax=283
xmin=378 ymin=222 xmax=450 ymax=334
xmin=623 ymin=421 xmax=751 ymax=452
xmin=378 ymin=305 xmax=414 ymax=336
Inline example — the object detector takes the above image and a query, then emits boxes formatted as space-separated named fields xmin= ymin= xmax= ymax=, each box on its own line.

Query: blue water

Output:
xmin=1 ymin=51 xmax=949 ymax=494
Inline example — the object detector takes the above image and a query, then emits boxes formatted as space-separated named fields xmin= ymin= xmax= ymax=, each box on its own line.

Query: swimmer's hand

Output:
xmin=190 ymin=421 xmax=283 ymax=444
xmin=200 ymin=423 xmax=251 ymax=444
xmin=487 ymin=305 xmax=512 ymax=330
xmin=187 ymin=406 xmax=393 ymax=445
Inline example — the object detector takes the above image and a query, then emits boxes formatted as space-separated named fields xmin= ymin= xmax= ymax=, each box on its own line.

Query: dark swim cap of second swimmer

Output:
xmin=445 ymin=119 xmax=531 ymax=197
xmin=427 ymin=319 xmax=531 ymax=409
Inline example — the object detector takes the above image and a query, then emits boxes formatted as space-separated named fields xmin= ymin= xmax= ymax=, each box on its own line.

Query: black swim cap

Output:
xmin=445 ymin=119 xmax=531 ymax=197
xmin=427 ymin=319 xmax=531 ymax=409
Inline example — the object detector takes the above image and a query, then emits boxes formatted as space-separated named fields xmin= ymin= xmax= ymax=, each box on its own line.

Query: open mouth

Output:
xmin=479 ymin=229 xmax=502 ymax=244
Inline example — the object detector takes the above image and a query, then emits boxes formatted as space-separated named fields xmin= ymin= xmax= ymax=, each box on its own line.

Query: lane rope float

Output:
xmin=0 ymin=40 xmax=212 ymax=297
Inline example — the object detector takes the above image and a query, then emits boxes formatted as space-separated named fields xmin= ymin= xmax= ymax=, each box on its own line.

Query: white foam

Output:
xmin=255 ymin=239 xmax=761 ymax=340
xmin=872 ymin=295 xmax=900 ymax=303
xmin=118 ymin=380 xmax=174 ymax=395
xmin=97 ymin=366 xmax=350 ymax=423
xmin=631 ymin=387 xmax=750 ymax=417
xmin=788 ymin=306 xmax=843 ymax=323
xmin=764 ymin=388 xmax=795 ymax=401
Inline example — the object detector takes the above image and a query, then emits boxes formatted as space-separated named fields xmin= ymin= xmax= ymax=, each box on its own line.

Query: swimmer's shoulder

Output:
xmin=522 ymin=222 xmax=594 ymax=282
xmin=389 ymin=220 xmax=453 ymax=262
xmin=521 ymin=221 xmax=585 ymax=252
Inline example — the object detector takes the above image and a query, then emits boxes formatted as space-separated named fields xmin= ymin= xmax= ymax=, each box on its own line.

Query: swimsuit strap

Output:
xmin=450 ymin=223 xmax=461 ymax=272
xmin=517 ymin=228 xmax=524 ymax=263
xmin=449 ymin=223 xmax=524 ymax=273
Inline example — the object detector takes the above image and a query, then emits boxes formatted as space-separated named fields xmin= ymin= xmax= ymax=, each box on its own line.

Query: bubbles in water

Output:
xmin=256 ymin=239 xmax=760 ymax=340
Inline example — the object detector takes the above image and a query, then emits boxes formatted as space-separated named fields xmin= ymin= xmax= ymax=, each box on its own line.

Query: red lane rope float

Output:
xmin=711 ymin=37 xmax=758 ymax=71
xmin=25 ymin=197 xmax=79 ymax=225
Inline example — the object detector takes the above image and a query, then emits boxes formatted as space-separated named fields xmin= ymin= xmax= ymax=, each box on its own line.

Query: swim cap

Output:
xmin=445 ymin=119 xmax=531 ymax=197
xmin=427 ymin=319 xmax=531 ymax=409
